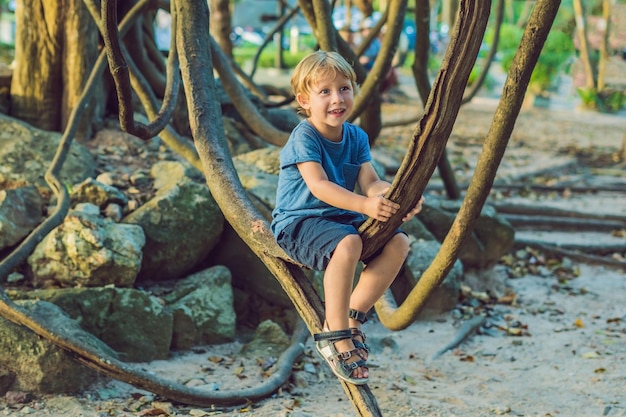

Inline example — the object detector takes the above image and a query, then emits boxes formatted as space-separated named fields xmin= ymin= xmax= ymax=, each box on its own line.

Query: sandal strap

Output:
xmin=350 ymin=328 xmax=370 ymax=354
xmin=340 ymin=356 xmax=368 ymax=372
xmin=313 ymin=329 xmax=352 ymax=342
xmin=350 ymin=327 xmax=367 ymax=341
xmin=349 ymin=309 xmax=368 ymax=324
xmin=337 ymin=348 xmax=361 ymax=360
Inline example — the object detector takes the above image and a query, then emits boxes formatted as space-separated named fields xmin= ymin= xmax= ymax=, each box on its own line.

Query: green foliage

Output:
xmin=497 ymin=24 xmax=574 ymax=95
xmin=0 ymin=43 xmax=13 ymax=64
xmin=233 ymin=34 xmax=317 ymax=70
xmin=256 ymin=49 xmax=312 ymax=69
xmin=577 ymin=87 xmax=626 ymax=113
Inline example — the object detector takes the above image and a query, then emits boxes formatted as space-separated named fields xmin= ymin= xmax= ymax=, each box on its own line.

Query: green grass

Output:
xmin=233 ymin=34 xmax=318 ymax=70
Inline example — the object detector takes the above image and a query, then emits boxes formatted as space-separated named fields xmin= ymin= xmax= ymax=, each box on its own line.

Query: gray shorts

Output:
xmin=276 ymin=215 xmax=363 ymax=271
xmin=276 ymin=214 xmax=401 ymax=271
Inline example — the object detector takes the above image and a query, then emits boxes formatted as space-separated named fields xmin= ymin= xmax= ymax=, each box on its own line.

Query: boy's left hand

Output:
xmin=402 ymin=196 xmax=425 ymax=222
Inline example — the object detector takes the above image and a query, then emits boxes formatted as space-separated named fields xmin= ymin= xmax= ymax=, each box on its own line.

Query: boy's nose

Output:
xmin=332 ymin=91 xmax=344 ymax=103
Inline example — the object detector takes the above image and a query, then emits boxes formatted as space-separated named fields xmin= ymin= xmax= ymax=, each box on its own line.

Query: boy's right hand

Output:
xmin=363 ymin=195 xmax=400 ymax=222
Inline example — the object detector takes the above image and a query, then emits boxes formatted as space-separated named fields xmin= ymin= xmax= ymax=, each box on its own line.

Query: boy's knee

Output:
xmin=336 ymin=234 xmax=363 ymax=256
xmin=390 ymin=233 xmax=410 ymax=258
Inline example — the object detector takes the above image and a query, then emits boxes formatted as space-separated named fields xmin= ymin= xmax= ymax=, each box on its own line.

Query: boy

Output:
xmin=271 ymin=51 xmax=423 ymax=384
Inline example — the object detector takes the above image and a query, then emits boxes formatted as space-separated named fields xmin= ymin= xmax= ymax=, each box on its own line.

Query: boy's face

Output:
xmin=297 ymin=72 xmax=354 ymax=141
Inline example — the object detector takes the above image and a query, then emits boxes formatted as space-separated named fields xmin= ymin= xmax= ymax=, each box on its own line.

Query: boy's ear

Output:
xmin=296 ymin=92 xmax=310 ymax=109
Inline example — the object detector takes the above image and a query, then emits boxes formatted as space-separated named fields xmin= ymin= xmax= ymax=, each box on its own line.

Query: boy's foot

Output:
xmin=314 ymin=327 xmax=369 ymax=384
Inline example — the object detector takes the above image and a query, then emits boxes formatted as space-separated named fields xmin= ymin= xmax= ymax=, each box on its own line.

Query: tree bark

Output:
xmin=11 ymin=0 xmax=101 ymax=135
xmin=597 ymin=0 xmax=610 ymax=92
xmin=573 ymin=0 xmax=596 ymax=89
xmin=359 ymin=0 xmax=491 ymax=260
xmin=209 ymin=0 xmax=233 ymax=58
xmin=11 ymin=0 xmax=64 ymax=131
xmin=63 ymin=0 xmax=102 ymax=139
xmin=370 ymin=0 xmax=561 ymax=330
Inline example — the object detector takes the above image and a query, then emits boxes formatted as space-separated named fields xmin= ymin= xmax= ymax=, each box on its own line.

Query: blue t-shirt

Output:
xmin=271 ymin=120 xmax=372 ymax=239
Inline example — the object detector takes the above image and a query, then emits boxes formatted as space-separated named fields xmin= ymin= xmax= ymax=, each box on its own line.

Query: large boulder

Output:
xmin=0 ymin=300 xmax=116 ymax=394
xmin=417 ymin=197 xmax=515 ymax=270
xmin=402 ymin=238 xmax=464 ymax=315
xmin=27 ymin=204 xmax=145 ymax=288
xmin=123 ymin=175 xmax=224 ymax=281
xmin=9 ymin=286 xmax=173 ymax=362
xmin=0 ymin=185 xmax=44 ymax=251
xmin=0 ymin=114 xmax=95 ymax=189
xmin=163 ymin=266 xmax=236 ymax=350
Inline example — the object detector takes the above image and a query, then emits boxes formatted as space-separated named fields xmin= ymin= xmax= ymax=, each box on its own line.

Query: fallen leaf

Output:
xmin=581 ymin=351 xmax=601 ymax=359
xmin=137 ymin=408 xmax=170 ymax=416
xmin=403 ymin=375 xmax=417 ymax=385
xmin=497 ymin=294 xmax=517 ymax=305
xmin=574 ymin=318 xmax=585 ymax=328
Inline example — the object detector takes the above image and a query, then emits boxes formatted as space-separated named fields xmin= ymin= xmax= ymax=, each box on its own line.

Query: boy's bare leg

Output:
xmin=323 ymin=234 xmax=368 ymax=379
xmin=349 ymin=233 xmax=410 ymax=329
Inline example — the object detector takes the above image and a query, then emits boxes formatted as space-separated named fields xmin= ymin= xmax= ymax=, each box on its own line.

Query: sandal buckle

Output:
xmin=349 ymin=309 xmax=368 ymax=323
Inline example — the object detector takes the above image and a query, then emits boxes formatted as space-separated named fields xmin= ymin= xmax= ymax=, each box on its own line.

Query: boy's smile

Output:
xmin=297 ymin=73 xmax=354 ymax=142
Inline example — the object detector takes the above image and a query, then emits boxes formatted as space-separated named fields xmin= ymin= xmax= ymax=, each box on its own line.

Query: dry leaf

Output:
xmin=137 ymin=408 xmax=170 ymax=416
xmin=574 ymin=318 xmax=585 ymax=328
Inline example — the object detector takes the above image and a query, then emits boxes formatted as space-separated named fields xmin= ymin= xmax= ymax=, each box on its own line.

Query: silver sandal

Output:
xmin=314 ymin=328 xmax=369 ymax=385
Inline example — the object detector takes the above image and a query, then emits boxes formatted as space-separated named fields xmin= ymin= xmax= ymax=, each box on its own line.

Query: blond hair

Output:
xmin=290 ymin=51 xmax=359 ymax=116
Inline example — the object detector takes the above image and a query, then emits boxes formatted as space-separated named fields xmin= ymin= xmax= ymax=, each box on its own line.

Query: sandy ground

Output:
xmin=1 ymin=263 xmax=624 ymax=416
xmin=1 ymin=70 xmax=625 ymax=416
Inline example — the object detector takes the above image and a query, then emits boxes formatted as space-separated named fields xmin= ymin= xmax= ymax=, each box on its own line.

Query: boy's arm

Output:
xmin=297 ymin=161 xmax=400 ymax=222
xmin=358 ymin=162 xmax=426 ymax=222
xmin=357 ymin=162 xmax=392 ymax=197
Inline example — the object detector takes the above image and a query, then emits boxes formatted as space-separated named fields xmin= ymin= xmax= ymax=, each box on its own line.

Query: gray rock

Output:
xmin=417 ymin=197 xmax=515 ymax=269
xmin=70 ymin=177 xmax=128 ymax=209
xmin=9 ymin=287 xmax=173 ymax=362
xmin=123 ymin=177 xmax=224 ymax=281
xmin=164 ymin=266 xmax=236 ymax=349
xmin=0 ymin=113 xmax=95 ymax=189
xmin=209 ymin=223 xmax=292 ymax=308
xmin=151 ymin=160 xmax=194 ymax=191
xmin=403 ymin=238 xmax=464 ymax=315
xmin=0 ymin=300 xmax=116 ymax=394
xmin=28 ymin=206 xmax=145 ymax=288
xmin=0 ymin=185 xmax=44 ymax=251
xmin=240 ymin=320 xmax=290 ymax=358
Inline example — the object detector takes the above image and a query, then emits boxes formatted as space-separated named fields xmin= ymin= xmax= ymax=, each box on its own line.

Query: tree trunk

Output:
xmin=573 ymin=0 xmax=596 ymax=89
xmin=209 ymin=0 xmax=233 ymax=58
xmin=10 ymin=0 xmax=64 ymax=131
xmin=412 ymin=0 xmax=431 ymax=105
xmin=11 ymin=0 xmax=101 ymax=136
xmin=63 ymin=0 xmax=102 ymax=139
xmin=597 ymin=0 xmax=610 ymax=91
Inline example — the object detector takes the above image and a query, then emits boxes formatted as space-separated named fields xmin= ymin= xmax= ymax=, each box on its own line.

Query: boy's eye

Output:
xmin=320 ymin=88 xmax=330 ymax=94
xmin=341 ymin=86 xmax=351 ymax=92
